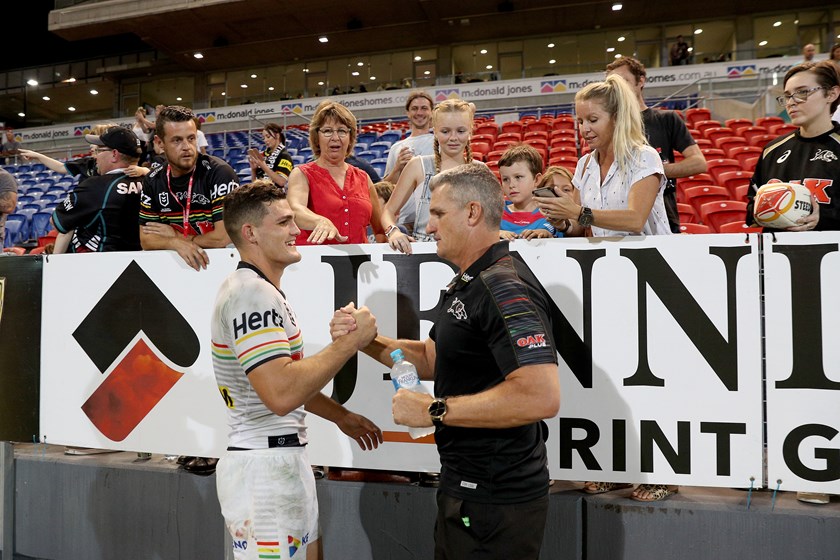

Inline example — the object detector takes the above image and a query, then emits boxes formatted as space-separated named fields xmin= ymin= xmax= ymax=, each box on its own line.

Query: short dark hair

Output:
xmin=498 ymin=143 xmax=544 ymax=177
xmin=605 ymin=56 xmax=647 ymax=84
xmin=223 ymin=179 xmax=286 ymax=246
xmin=155 ymin=105 xmax=196 ymax=140
xmin=784 ymin=60 xmax=840 ymax=113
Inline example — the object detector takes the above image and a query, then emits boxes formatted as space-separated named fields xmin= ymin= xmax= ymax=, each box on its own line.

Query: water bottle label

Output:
xmin=396 ymin=371 xmax=419 ymax=388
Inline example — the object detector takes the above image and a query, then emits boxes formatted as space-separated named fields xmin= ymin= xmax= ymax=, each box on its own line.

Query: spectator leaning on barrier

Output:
xmin=139 ymin=105 xmax=240 ymax=274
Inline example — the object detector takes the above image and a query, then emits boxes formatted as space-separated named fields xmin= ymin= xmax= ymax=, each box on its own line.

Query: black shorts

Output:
xmin=434 ymin=491 xmax=549 ymax=560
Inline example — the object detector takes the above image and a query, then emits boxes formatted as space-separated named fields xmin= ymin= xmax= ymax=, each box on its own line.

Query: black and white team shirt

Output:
xmin=747 ymin=123 xmax=840 ymax=231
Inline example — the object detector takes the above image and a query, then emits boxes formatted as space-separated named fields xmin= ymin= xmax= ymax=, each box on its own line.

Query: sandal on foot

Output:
xmin=582 ymin=481 xmax=634 ymax=494
xmin=631 ymin=484 xmax=678 ymax=502
xmin=183 ymin=456 xmax=218 ymax=475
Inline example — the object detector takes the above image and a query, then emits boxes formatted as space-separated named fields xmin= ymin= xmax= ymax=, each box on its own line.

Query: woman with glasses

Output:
xmin=380 ymin=98 xmax=481 ymax=254
xmin=286 ymin=100 xmax=384 ymax=245
xmin=746 ymin=60 xmax=840 ymax=232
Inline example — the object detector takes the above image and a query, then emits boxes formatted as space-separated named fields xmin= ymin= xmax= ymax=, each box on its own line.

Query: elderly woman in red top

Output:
xmin=287 ymin=100 xmax=384 ymax=244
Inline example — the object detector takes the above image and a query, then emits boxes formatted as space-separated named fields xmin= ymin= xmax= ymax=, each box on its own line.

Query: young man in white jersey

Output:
xmin=210 ymin=179 xmax=383 ymax=559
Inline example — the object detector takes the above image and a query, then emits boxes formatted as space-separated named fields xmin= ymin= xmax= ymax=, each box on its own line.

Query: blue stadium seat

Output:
xmin=4 ymin=214 xmax=29 ymax=245
xmin=370 ymin=158 xmax=388 ymax=178
xmin=30 ymin=211 xmax=54 ymax=240
xmin=378 ymin=130 xmax=402 ymax=145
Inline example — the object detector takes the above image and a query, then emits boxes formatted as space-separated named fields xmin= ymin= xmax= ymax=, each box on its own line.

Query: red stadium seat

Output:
xmin=472 ymin=133 xmax=496 ymax=146
xmin=701 ymin=148 xmax=726 ymax=159
xmin=699 ymin=200 xmax=748 ymax=233
xmin=679 ymin=223 xmax=712 ymax=234
xmin=717 ymin=136 xmax=748 ymax=157
xmin=683 ymin=185 xmax=732 ymax=216
xmin=552 ymin=116 xmax=576 ymax=131
xmin=550 ymin=128 xmax=577 ymax=141
xmin=485 ymin=150 xmax=507 ymax=164
xmin=694 ymin=138 xmax=714 ymax=149
xmin=717 ymin=221 xmax=762 ymax=234
xmin=705 ymin=126 xmax=735 ymax=146
xmin=677 ymin=202 xmax=697 ymax=224
xmin=501 ymin=121 xmax=524 ymax=135
xmin=748 ymin=134 xmax=777 ymax=148
xmin=474 ymin=122 xmax=499 ymax=140
xmin=492 ymin=140 xmax=517 ymax=151
xmin=523 ymin=130 xmax=549 ymax=142
xmin=725 ymin=118 xmax=754 ymax=135
xmin=694 ymin=120 xmax=723 ymax=136
xmin=549 ymin=146 xmax=578 ymax=159
xmin=548 ymin=155 xmax=579 ymax=174
xmin=768 ymin=123 xmax=798 ymax=136
xmin=716 ymin=170 xmax=752 ymax=198
xmin=706 ymin=158 xmax=742 ymax=184
xmin=524 ymin=121 xmax=550 ymax=134
xmin=470 ymin=142 xmax=491 ymax=160
xmin=739 ymin=126 xmax=769 ymax=144
xmin=731 ymin=183 xmax=750 ymax=202
xmin=496 ymin=132 xmax=522 ymax=143
xmin=742 ymin=156 xmax=760 ymax=172
xmin=678 ymin=173 xmax=715 ymax=196
xmin=730 ymin=146 xmax=763 ymax=169
xmin=685 ymin=108 xmax=712 ymax=129
xmin=755 ymin=116 xmax=785 ymax=129
xmin=525 ymin=138 xmax=549 ymax=152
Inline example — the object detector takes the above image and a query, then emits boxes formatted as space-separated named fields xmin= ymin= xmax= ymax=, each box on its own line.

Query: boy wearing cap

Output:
xmin=51 ymin=126 xmax=143 ymax=253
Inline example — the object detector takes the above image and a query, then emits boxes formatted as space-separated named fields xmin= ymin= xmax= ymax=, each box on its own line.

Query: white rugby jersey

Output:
xmin=211 ymin=263 xmax=308 ymax=448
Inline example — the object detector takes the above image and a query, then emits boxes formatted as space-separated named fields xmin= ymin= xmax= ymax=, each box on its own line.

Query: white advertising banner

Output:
xmin=16 ymin=54 xmax=807 ymax=145
xmin=40 ymin=234 xmax=766 ymax=487
xmin=764 ymin=232 xmax=840 ymax=495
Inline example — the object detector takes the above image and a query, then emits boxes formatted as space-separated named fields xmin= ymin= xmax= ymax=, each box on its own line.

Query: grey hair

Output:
xmin=429 ymin=163 xmax=503 ymax=228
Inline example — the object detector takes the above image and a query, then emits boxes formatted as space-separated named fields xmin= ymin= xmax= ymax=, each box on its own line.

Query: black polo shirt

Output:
xmin=430 ymin=241 xmax=558 ymax=504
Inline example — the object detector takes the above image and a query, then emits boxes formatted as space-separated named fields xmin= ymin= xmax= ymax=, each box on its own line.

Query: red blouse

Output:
xmin=296 ymin=161 xmax=373 ymax=245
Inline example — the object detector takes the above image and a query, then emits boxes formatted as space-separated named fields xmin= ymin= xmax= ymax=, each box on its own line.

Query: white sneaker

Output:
xmin=797 ymin=491 xmax=830 ymax=505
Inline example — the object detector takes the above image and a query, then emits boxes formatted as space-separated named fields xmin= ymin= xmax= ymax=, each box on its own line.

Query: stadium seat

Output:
xmin=694 ymin=120 xmax=722 ymax=137
xmin=717 ymin=221 xmax=762 ymax=234
xmin=4 ymin=215 xmax=27 ymax=247
xmin=678 ymin=173 xmax=714 ymax=194
xmin=768 ymin=123 xmax=798 ymax=136
xmin=470 ymin=142 xmax=491 ymax=161
xmin=724 ymin=118 xmax=754 ymax=135
xmin=739 ymin=126 xmax=769 ymax=145
xmin=717 ymin=136 xmax=748 ymax=158
xmin=694 ymin=138 xmax=714 ymax=149
xmin=748 ymin=134 xmax=777 ymax=148
xmin=552 ymin=116 xmax=576 ymax=131
xmin=755 ymin=116 xmax=785 ymax=129
xmin=524 ymin=121 xmax=550 ymax=134
xmin=30 ymin=211 xmax=54 ymax=240
xmin=699 ymin=200 xmax=748 ymax=233
xmin=474 ymin=123 xmax=499 ymax=140
xmin=492 ymin=140 xmax=517 ymax=152
xmin=378 ymin=130 xmax=403 ymax=144
xmin=683 ymin=185 xmax=732 ymax=216
xmin=485 ymin=150 xmax=507 ymax=164
xmin=523 ymin=131 xmax=549 ymax=142
xmin=730 ymin=146 xmax=763 ymax=169
xmin=716 ymin=170 xmax=752 ymax=199
xmin=525 ymin=138 xmax=549 ymax=152
xmin=701 ymin=148 xmax=726 ymax=159
xmin=496 ymin=132 xmax=522 ymax=143
xmin=731 ymin=183 xmax=751 ymax=202
xmin=3 ymin=246 xmax=26 ymax=255
xmin=685 ymin=108 xmax=712 ymax=129
xmin=677 ymin=202 xmax=697 ymax=224
xmin=547 ymin=156 xmax=578 ymax=174
xmin=706 ymin=158 xmax=742 ymax=184
xmin=549 ymin=146 xmax=578 ymax=159
xmin=501 ymin=121 xmax=524 ymax=135
xmin=679 ymin=223 xmax=712 ymax=234
xmin=549 ymin=137 xmax=577 ymax=152
xmin=472 ymin=133 xmax=496 ymax=146
xmin=356 ymin=132 xmax=378 ymax=146
xmin=550 ymin=128 xmax=576 ymax=141
xmin=704 ymin=127 xmax=735 ymax=146
xmin=742 ymin=156 xmax=759 ymax=172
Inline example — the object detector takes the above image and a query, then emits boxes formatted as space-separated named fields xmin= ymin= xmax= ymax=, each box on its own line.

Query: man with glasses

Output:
xmin=50 ymin=126 xmax=143 ymax=253
xmin=606 ymin=56 xmax=708 ymax=233
xmin=383 ymin=91 xmax=435 ymax=229
xmin=140 ymin=105 xmax=240 ymax=273
xmin=248 ymin=122 xmax=294 ymax=189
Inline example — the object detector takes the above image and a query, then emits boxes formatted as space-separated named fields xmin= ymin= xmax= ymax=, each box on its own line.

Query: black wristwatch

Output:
xmin=428 ymin=397 xmax=448 ymax=426
xmin=578 ymin=206 xmax=594 ymax=227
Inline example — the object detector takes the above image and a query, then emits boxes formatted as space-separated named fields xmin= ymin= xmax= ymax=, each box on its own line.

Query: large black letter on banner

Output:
xmin=383 ymin=253 xmax=455 ymax=340
xmin=621 ymin=246 xmax=750 ymax=390
xmin=320 ymin=255 xmax=372 ymax=403
xmin=772 ymin=244 xmax=840 ymax=390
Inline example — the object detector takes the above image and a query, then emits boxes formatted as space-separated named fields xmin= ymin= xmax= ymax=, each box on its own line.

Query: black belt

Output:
xmin=227 ymin=434 xmax=304 ymax=451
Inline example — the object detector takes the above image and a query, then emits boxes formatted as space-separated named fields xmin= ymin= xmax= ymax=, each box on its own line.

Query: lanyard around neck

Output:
xmin=166 ymin=165 xmax=194 ymax=237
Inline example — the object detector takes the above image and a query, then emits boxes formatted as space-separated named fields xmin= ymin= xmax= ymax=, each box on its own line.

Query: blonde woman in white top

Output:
xmin=535 ymin=75 xmax=670 ymax=238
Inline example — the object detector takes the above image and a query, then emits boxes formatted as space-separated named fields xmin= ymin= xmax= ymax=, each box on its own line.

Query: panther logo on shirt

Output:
xmin=810 ymin=149 xmax=837 ymax=163
xmin=447 ymin=298 xmax=468 ymax=320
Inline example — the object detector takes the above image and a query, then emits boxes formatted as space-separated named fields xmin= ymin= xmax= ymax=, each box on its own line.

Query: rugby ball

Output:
xmin=753 ymin=182 xmax=813 ymax=229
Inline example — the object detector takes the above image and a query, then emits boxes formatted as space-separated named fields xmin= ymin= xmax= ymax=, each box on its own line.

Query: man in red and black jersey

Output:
xmin=51 ymin=126 xmax=142 ymax=253
xmin=140 ymin=105 xmax=239 ymax=270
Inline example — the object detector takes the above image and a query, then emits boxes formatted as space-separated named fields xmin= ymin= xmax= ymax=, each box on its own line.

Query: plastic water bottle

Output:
xmin=389 ymin=349 xmax=435 ymax=439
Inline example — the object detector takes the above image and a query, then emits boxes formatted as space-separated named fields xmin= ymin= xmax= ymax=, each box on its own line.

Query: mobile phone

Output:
xmin=533 ymin=187 xmax=558 ymax=198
